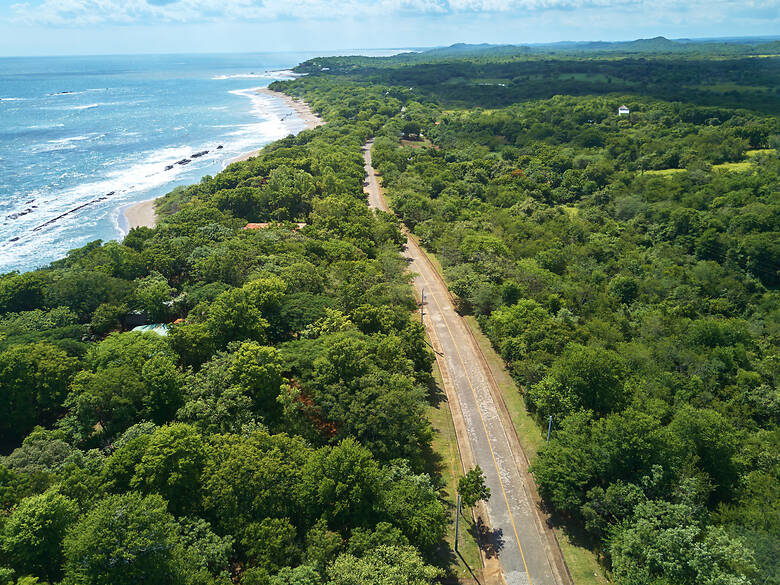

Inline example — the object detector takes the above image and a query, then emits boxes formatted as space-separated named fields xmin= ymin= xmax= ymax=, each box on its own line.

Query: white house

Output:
xmin=618 ymin=105 xmax=630 ymax=116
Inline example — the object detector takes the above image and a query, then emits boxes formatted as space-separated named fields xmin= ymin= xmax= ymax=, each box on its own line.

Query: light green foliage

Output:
xmin=1 ymin=490 xmax=78 ymax=581
xmin=301 ymin=438 xmax=380 ymax=532
xmin=326 ymin=545 xmax=443 ymax=585
xmin=608 ymin=489 xmax=758 ymax=585
xmin=240 ymin=518 xmax=299 ymax=573
xmin=176 ymin=518 xmax=233 ymax=574
xmin=205 ymin=277 xmax=285 ymax=348
xmin=527 ymin=343 xmax=628 ymax=420
xmin=64 ymin=333 xmax=183 ymax=444
xmin=201 ymin=431 xmax=310 ymax=534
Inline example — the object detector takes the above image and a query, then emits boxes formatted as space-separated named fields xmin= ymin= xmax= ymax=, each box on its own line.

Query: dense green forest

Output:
xmin=284 ymin=47 xmax=779 ymax=583
xmin=0 ymin=89 xmax=453 ymax=584
xmin=1 ymin=43 xmax=778 ymax=585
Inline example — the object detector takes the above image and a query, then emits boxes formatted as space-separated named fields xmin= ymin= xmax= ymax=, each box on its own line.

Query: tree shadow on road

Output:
xmin=474 ymin=515 xmax=505 ymax=559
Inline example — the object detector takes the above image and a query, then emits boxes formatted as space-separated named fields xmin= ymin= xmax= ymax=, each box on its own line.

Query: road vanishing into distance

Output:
xmin=363 ymin=140 xmax=569 ymax=585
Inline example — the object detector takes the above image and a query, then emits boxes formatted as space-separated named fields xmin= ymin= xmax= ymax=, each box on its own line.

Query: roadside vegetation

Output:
xmin=1 ymin=41 xmax=777 ymax=585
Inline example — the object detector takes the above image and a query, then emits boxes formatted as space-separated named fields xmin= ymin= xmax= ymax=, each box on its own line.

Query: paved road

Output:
xmin=363 ymin=140 xmax=564 ymax=585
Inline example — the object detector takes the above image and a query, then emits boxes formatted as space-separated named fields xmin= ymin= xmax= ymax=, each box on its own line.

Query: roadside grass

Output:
xmin=427 ymin=359 xmax=484 ymax=583
xmin=416 ymin=242 xmax=608 ymax=585
xmin=460 ymin=315 xmax=609 ymax=585
xmin=405 ymin=199 xmax=608 ymax=585
xmin=463 ymin=315 xmax=544 ymax=459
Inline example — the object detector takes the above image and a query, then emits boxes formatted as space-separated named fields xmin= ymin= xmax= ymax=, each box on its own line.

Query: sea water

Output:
xmin=0 ymin=51 xmax=398 ymax=273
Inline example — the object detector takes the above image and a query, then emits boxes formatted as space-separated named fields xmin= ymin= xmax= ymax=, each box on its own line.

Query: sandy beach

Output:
xmin=119 ymin=88 xmax=322 ymax=232
xmin=228 ymin=88 xmax=324 ymax=164
xmin=123 ymin=198 xmax=158 ymax=231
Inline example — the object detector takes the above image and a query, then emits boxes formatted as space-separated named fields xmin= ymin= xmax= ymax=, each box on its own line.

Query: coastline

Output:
xmin=119 ymin=88 xmax=322 ymax=232
xmin=227 ymin=88 xmax=324 ymax=164
xmin=122 ymin=198 xmax=158 ymax=232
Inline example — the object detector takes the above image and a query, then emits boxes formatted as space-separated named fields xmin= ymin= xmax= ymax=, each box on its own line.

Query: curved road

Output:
xmin=363 ymin=140 xmax=568 ymax=585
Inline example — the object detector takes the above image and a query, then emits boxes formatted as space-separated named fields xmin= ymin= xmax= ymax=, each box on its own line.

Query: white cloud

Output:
xmin=8 ymin=0 xmax=777 ymax=27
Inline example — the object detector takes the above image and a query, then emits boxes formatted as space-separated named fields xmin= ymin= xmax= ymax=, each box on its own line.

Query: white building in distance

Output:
xmin=618 ymin=105 xmax=630 ymax=116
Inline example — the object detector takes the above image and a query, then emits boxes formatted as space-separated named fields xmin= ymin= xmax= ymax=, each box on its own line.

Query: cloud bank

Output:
xmin=14 ymin=0 xmax=757 ymax=27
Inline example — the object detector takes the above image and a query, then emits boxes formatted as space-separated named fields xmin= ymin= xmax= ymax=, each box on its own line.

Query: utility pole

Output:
xmin=420 ymin=288 xmax=425 ymax=324
xmin=454 ymin=493 xmax=461 ymax=552
xmin=547 ymin=415 xmax=552 ymax=444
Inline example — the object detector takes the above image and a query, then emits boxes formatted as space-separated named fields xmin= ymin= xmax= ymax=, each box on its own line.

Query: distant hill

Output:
xmin=418 ymin=36 xmax=780 ymax=58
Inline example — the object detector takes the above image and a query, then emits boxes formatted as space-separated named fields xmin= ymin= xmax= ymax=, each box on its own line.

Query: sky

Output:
xmin=0 ymin=0 xmax=777 ymax=56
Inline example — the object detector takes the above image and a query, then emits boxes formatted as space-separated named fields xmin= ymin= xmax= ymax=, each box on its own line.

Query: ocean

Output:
xmin=0 ymin=51 xmax=398 ymax=273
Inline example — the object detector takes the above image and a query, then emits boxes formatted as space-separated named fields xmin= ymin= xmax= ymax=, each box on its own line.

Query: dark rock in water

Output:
xmin=8 ymin=213 xmax=18 ymax=220
xmin=106 ymin=191 xmax=115 ymax=196
xmin=32 ymin=205 xmax=38 ymax=208
xmin=190 ymin=150 xmax=208 ymax=158
xmin=177 ymin=158 xmax=191 ymax=166
xmin=216 ymin=145 xmax=223 ymax=150
xmin=26 ymin=199 xmax=35 ymax=204
xmin=165 ymin=165 xmax=174 ymax=171
xmin=9 ymin=237 xmax=19 ymax=242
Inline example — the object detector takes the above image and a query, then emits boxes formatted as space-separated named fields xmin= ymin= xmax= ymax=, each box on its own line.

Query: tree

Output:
xmin=240 ymin=518 xmax=300 ymax=573
xmin=326 ymin=545 xmax=442 ymax=585
xmin=457 ymin=466 xmax=491 ymax=509
xmin=62 ymin=493 xmax=185 ymax=585
xmin=528 ymin=343 xmax=628 ymax=420
xmin=201 ymin=432 xmax=309 ymax=534
xmin=1 ymin=490 xmax=79 ymax=581
xmin=205 ymin=278 xmax=285 ymax=348
xmin=130 ymin=424 xmax=206 ymax=516
xmin=132 ymin=271 xmax=174 ymax=322
xmin=608 ymin=491 xmax=757 ymax=585
xmin=0 ymin=343 xmax=79 ymax=450
xmin=301 ymin=439 xmax=381 ymax=532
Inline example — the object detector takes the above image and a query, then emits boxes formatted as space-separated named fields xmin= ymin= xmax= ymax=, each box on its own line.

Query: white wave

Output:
xmin=71 ymin=103 xmax=100 ymax=110
xmin=31 ymin=133 xmax=102 ymax=153
xmin=0 ymin=97 xmax=26 ymax=101
xmin=27 ymin=123 xmax=65 ymax=130
xmin=48 ymin=135 xmax=94 ymax=145
xmin=0 ymin=143 xmax=202 ymax=267
xmin=212 ymin=73 xmax=269 ymax=80
xmin=219 ymin=87 xmax=309 ymax=167
xmin=264 ymin=69 xmax=302 ymax=79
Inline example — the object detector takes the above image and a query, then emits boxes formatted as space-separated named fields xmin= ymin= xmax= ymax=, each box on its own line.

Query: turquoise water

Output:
xmin=0 ymin=51 xmax=397 ymax=273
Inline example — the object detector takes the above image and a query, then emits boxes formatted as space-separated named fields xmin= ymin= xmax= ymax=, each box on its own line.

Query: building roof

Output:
xmin=132 ymin=323 xmax=170 ymax=336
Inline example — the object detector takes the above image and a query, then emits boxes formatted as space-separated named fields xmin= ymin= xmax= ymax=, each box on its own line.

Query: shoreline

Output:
xmin=122 ymin=198 xmax=158 ymax=232
xmin=119 ymin=88 xmax=322 ymax=232
xmin=227 ymin=88 xmax=324 ymax=164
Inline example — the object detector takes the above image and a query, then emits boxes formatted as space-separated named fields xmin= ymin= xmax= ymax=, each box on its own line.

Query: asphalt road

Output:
xmin=363 ymin=140 xmax=564 ymax=585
